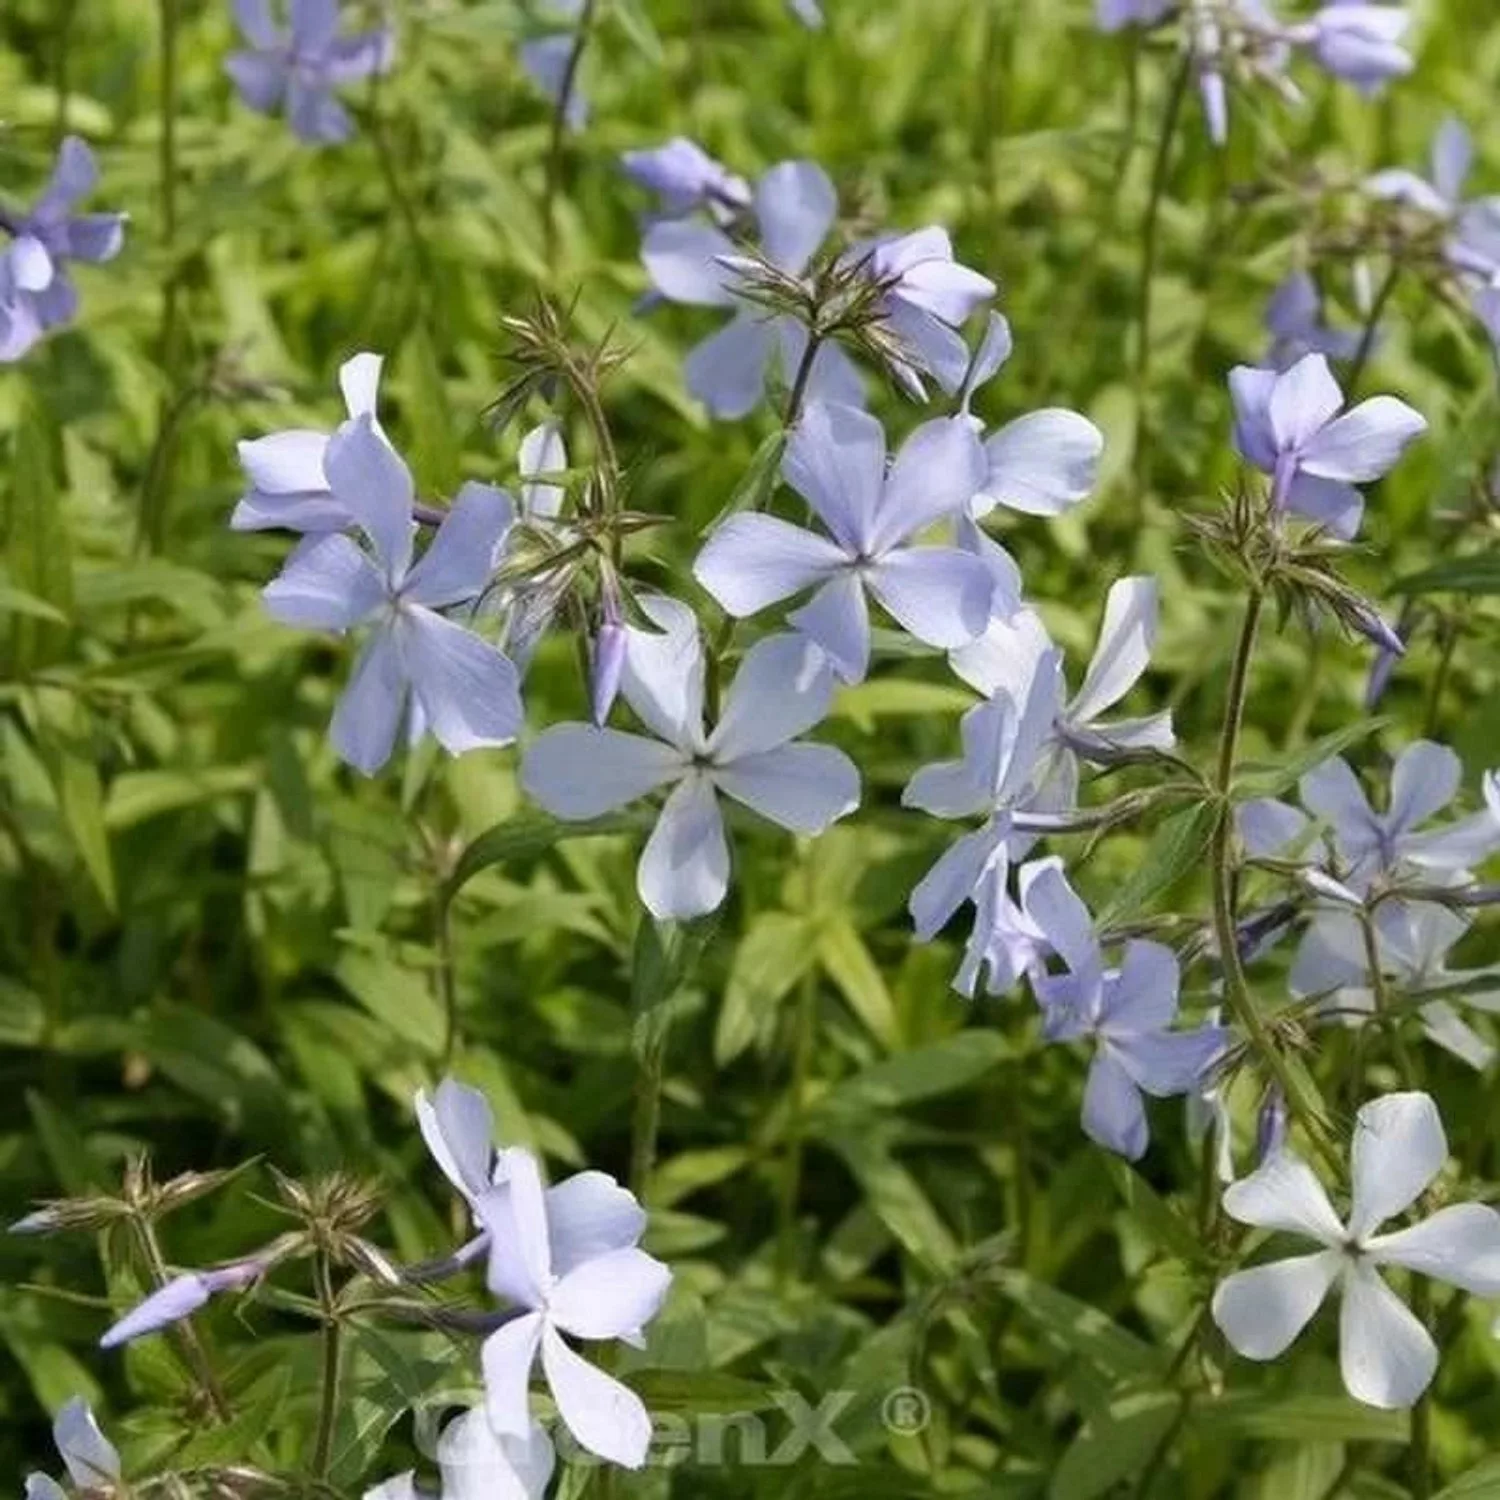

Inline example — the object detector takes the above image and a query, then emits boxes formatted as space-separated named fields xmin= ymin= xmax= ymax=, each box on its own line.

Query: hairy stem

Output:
xmin=1209 ymin=589 xmax=1338 ymax=1168
xmin=130 ymin=1215 xmax=231 ymax=1421
xmin=784 ymin=331 xmax=824 ymax=431
xmin=542 ymin=0 xmax=599 ymax=261
xmin=1131 ymin=51 xmax=1192 ymax=497
xmin=311 ymin=1255 xmax=343 ymax=1481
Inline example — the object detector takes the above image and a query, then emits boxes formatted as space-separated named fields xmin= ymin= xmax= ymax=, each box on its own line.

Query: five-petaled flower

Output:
xmin=227 ymin=0 xmax=395 ymax=145
xmin=477 ymin=1145 xmax=670 ymax=1468
xmin=0 ymin=137 xmax=125 ymax=362
xmin=522 ymin=596 xmax=860 ymax=919
xmin=695 ymin=403 xmax=993 ymax=683
xmin=262 ymin=414 xmax=523 ymax=774
xmin=1212 ymin=1091 xmax=1500 ymax=1408
xmin=1229 ymin=352 xmax=1426 ymax=537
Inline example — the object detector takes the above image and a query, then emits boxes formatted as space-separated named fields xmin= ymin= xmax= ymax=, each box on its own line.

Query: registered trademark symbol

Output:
xmin=880 ymin=1386 xmax=931 ymax=1437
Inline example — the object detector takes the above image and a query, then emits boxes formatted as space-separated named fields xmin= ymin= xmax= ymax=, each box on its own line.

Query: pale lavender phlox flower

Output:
xmin=1095 ymin=0 xmax=1175 ymax=31
xmin=1366 ymin=117 xmax=1500 ymax=282
xmin=494 ymin=421 xmax=572 ymax=672
xmin=954 ymin=314 xmax=1104 ymax=607
xmin=694 ymin=403 xmax=993 ymax=683
xmin=1293 ymin=4 xmax=1414 ymax=95
xmin=0 ymin=136 xmax=125 ymax=362
xmin=1229 ymin=352 xmax=1426 ymax=537
xmin=787 ymin=0 xmax=824 ymax=25
xmin=1027 ymin=865 xmax=1228 ymax=1160
xmin=902 ymin=647 xmax=1064 ymax=953
xmin=1265 ymin=271 xmax=1363 ymax=369
xmin=418 ymin=1076 xmax=503 ymax=1210
xmin=640 ymin=160 xmax=866 ymax=418
xmin=262 ymin=416 xmax=523 ymax=774
xmin=1238 ymin=740 xmax=1500 ymax=897
xmin=520 ymin=1 xmax=589 ymax=131
xmin=365 ymin=1407 xmax=554 ymax=1500
xmin=522 ymin=597 xmax=860 ymax=920
xmin=620 ymin=138 xmax=751 ymax=223
xmin=853 ymin=227 xmax=996 ymax=396
xmin=227 ymin=0 xmax=395 ymax=145
xmin=1291 ymin=901 xmax=1500 ymax=1070
xmin=100 ymin=1259 xmax=265 ymax=1350
xmin=24 ymin=1399 xmax=121 ymax=1500
xmin=1187 ymin=0 xmax=1298 ymax=148
xmin=953 ymin=855 xmax=1060 ymax=1000
xmin=232 ymin=352 xmax=385 ymax=532
xmin=1212 ymin=1092 xmax=1500 ymax=1408
xmin=950 ymin=577 xmax=1175 ymax=810
xmin=478 ymin=1144 xmax=668 ymax=1467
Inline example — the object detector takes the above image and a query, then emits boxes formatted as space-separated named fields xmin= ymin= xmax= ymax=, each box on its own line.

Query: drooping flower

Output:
xmin=231 ymin=352 xmax=385 ymax=532
xmin=1212 ymin=1091 xmax=1500 ymax=1408
xmin=621 ymin=139 xmax=751 ymax=222
xmin=24 ymin=1399 xmax=120 ymax=1500
xmin=1294 ymin=4 xmax=1414 ymax=94
xmin=1265 ymin=271 xmax=1363 ymax=369
xmin=520 ymin=1 xmax=588 ymax=131
xmin=0 ymin=137 xmax=125 ymax=362
xmin=1238 ymin=741 xmax=1500 ymax=896
xmin=262 ymin=415 xmax=523 ymax=774
xmin=949 ymin=577 xmax=1175 ymax=809
xmin=640 ymin=160 xmax=865 ymax=418
xmin=521 ymin=597 xmax=859 ymax=920
xmin=852 ymin=227 xmax=996 ymax=396
xmin=226 ymin=0 xmax=395 ymax=145
xmin=1291 ymin=901 xmax=1500 ymax=1070
xmin=694 ymin=403 xmax=993 ymax=683
xmin=1027 ymin=865 xmax=1228 ymax=1160
xmin=366 ymin=1406 xmax=554 ymax=1500
xmin=903 ymin=647 xmax=1064 ymax=946
xmin=100 ymin=1260 xmax=265 ymax=1349
xmin=478 ymin=1146 xmax=670 ymax=1467
xmin=1229 ymin=352 xmax=1426 ymax=538
xmin=952 ymin=313 xmax=1104 ymax=605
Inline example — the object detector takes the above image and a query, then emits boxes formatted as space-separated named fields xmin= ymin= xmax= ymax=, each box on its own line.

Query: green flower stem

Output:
xmin=543 ymin=0 xmax=599 ymax=262
xmin=776 ymin=966 xmax=818 ymax=1284
xmin=311 ymin=1254 xmax=344 ymax=1482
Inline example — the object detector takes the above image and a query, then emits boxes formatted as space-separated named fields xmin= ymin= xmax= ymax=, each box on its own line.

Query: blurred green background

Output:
xmin=2 ymin=0 xmax=1499 ymax=1493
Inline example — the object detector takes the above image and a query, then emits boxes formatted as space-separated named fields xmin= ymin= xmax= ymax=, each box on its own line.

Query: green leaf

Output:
xmin=608 ymin=0 xmax=664 ymax=62
xmin=1050 ymin=1392 xmax=1180 ymax=1500
xmin=714 ymin=912 xmax=818 ymax=1065
xmin=1435 ymin=1457 xmax=1500 ymax=1498
xmin=632 ymin=914 xmax=718 ymax=1058
xmin=1236 ymin=718 xmax=1387 ymax=798
xmin=1201 ymin=1393 xmax=1406 ymax=1444
xmin=0 ymin=583 xmax=67 ymax=624
xmin=1102 ymin=1157 xmax=1207 ymax=1266
xmin=400 ymin=325 xmax=460 ymax=496
xmin=811 ymin=1032 xmax=1009 ymax=1125
xmin=5 ymin=386 xmax=72 ymax=671
xmin=1100 ymin=801 xmax=1216 ymax=926
xmin=817 ymin=918 xmax=901 ymax=1048
xmin=1394 ymin=552 xmax=1500 ymax=596
xmin=628 ymin=1368 xmax=774 ymax=1413
xmin=990 ymin=1268 xmax=1161 ymax=1381
xmin=445 ymin=809 xmax=647 ymax=900
xmin=707 ymin=430 xmax=787 ymax=528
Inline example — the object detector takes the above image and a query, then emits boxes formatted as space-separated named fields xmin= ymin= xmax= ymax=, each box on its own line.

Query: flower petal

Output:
xmin=713 ymin=743 xmax=859 ymax=834
xmin=908 ymin=824 xmax=1005 ymax=940
xmin=685 ymin=313 xmax=777 ymax=419
xmin=522 ymin=725 xmax=683 ymax=819
xmin=1386 ymin=740 xmax=1461 ymax=834
xmin=783 ymin=402 xmax=886 ymax=555
xmin=871 ymin=416 xmax=987 ymax=551
xmin=540 ymin=1324 xmax=654 ymax=1468
xmin=693 ymin=514 xmax=847 ymax=617
xmin=550 ymin=1247 xmax=672 ymax=1342
xmin=1365 ymin=1203 xmax=1500 ymax=1296
xmin=226 ymin=49 xmax=287 ymax=112
xmin=1268 ymin=354 xmax=1345 ymax=453
xmin=54 ymin=1399 xmax=120 ymax=1487
xmin=330 ymin=626 xmax=407 ymax=775
xmin=547 ymin=1172 xmax=647 ymax=1276
xmin=788 ymin=571 xmax=871 ymax=684
xmin=638 ymin=774 xmax=730 ymax=920
xmin=404 ymin=483 xmax=514 ymax=609
xmin=1229 ymin=365 xmax=1278 ymax=471
xmin=1070 ymin=576 xmax=1159 ymax=726
xmin=438 ymin=1408 xmax=553 ymax=1500
xmin=263 ymin=534 xmax=385 ymax=630
xmin=1348 ymin=1091 xmax=1447 ymax=1240
xmin=1299 ymin=757 xmax=1372 ymax=836
xmin=324 ymin=414 xmax=414 ymax=582
xmin=1299 ymin=396 xmax=1427 ymax=483
xmin=1212 ymin=1252 xmax=1340 ymax=1360
xmin=415 ymin=1079 xmax=494 ymax=1203
xmin=866 ymin=547 xmax=993 ymax=649
xmin=710 ymin=632 xmax=836 ymax=759
xmin=1222 ymin=1150 xmax=1345 ymax=1244
xmin=641 ymin=220 xmax=738 ymax=306
xmin=978 ymin=409 xmax=1103 ymax=517
xmin=1100 ymin=939 xmax=1180 ymax=1034
xmin=1081 ymin=1048 xmax=1149 ymax=1160
xmin=754 ymin=161 xmax=836 ymax=273
xmin=1339 ymin=1260 xmax=1436 ymax=1409
xmin=401 ymin=608 xmax=523 ymax=756
xmin=482 ymin=1312 xmax=545 ymax=1437
xmin=238 ymin=430 xmax=330 ymax=495
xmin=622 ymin=594 xmax=706 ymax=751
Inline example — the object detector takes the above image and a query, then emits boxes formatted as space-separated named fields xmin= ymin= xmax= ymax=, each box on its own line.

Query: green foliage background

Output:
xmin=2 ymin=0 xmax=1500 ymax=1494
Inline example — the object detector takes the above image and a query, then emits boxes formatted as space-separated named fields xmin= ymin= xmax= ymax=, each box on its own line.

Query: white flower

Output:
xmin=1212 ymin=1092 xmax=1500 ymax=1408
xmin=364 ymin=1407 xmax=553 ymax=1500
xmin=24 ymin=1398 xmax=120 ymax=1500
xmin=478 ymin=1147 xmax=671 ymax=1468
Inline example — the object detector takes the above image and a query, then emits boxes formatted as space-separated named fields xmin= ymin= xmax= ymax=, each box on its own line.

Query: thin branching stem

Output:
xmin=543 ymin=0 xmax=599 ymax=261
